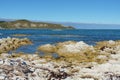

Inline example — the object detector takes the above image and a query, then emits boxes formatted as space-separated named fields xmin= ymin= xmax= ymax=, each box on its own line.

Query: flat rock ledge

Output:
xmin=0 ymin=52 xmax=120 ymax=80
xmin=0 ymin=38 xmax=120 ymax=80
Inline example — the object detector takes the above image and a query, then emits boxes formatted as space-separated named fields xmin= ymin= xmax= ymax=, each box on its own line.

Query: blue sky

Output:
xmin=0 ymin=0 xmax=120 ymax=24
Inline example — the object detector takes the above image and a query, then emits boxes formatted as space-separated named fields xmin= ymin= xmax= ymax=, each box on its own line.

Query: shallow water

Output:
xmin=1 ymin=29 xmax=120 ymax=53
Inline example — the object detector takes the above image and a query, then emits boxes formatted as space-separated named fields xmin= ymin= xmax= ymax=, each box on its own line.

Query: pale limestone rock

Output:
xmin=57 ymin=41 xmax=94 ymax=54
xmin=108 ymin=40 xmax=115 ymax=45
xmin=0 ymin=75 xmax=5 ymax=79
xmin=38 ymin=44 xmax=56 ymax=53
xmin=0 ymin=40 xmax=120 ymax=80
xmin=0 ymin=37 xmax=32 ymax=53
xmin=97 ymin=55 xmax=108 ymax=59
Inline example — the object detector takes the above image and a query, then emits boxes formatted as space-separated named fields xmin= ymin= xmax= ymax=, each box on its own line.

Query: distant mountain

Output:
xmin=0 ymin=18 xmax=14 ymax=22
xmin=0 ymin=19 xmax=74 ymax=29
xmin=54 ymin=22 xmax=120 ymax=29
xmin=1 ymin=18 xmax=120 ymax=29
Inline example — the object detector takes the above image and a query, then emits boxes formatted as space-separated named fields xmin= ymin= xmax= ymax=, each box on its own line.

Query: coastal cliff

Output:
xmin=0 ymin=19 xmax=74 ymax=29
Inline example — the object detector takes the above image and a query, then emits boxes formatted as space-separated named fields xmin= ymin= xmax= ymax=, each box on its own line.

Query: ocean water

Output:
xmin=0 ymin=29 xmax=120 ymax=53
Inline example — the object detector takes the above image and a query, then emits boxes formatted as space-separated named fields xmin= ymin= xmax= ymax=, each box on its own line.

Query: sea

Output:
xmin=0 ymin=29 xmax=120 ymax=54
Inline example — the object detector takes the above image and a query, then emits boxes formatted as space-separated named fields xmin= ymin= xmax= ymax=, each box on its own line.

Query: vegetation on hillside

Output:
xmin=0 ymin=19 xmax=74 ymax=29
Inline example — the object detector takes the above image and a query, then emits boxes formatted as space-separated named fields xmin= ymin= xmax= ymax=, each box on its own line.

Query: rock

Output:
xmin=108 ymin=40 xmax=115 ymax=45
xmin=0 ymin=53 xmax=10 ymax=58
xmin=57 ymin=41 xmax=94 ymax=54
xmin=13 ymin=70 xmax=22 ymax=76
xmin=0 ymin=75 xmax=5 ymax=79
xmin=56 ymin=41 xmax=76 ymax=47
xmin=38 ymin=44 xmax=56 ymax=53
xmin=0 ymin=60 xmax=4 ymax=65
xmin=0 ymin=37 xmax=32 ymax=53
xmin=0 ymin=53 xmax=119 ymax=80
xmin=1 ymin=39 xmax=120 ymax=80
xmin=104 ymin=72 xmax=120 ymax=80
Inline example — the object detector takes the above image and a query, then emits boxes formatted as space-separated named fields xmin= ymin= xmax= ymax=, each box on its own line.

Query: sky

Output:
xmin=0 ymin=0 xmax=120 ymax=24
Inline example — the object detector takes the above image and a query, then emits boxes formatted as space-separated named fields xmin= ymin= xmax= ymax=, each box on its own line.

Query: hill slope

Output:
xmin=0 ymin=19 xmax=74 ymax=29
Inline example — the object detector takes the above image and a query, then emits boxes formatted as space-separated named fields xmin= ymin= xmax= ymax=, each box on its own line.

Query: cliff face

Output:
xmin=0 ymin=19 xmax=74 ymax=29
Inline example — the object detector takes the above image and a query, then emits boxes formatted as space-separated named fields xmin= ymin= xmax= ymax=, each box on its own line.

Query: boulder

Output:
xmin=0 ymin=37 xmax=32 ymax=53
xmin=57 ymin=41 xmax=94 ymax=54
xmin=38 ymin=44 xmax=56 ymax=53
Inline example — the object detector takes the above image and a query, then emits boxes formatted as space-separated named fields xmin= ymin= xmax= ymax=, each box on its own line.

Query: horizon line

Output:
xmin=1 ymin=17 xmax=120 ymax=25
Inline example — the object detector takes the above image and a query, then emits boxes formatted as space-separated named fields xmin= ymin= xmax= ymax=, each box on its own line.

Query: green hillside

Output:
xmin=0 ymin=19 xmax=74 ymax=29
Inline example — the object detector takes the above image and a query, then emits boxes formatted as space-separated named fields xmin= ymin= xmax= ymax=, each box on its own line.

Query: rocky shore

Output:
xmin=0 ymin=37 xmax=120 ymax=80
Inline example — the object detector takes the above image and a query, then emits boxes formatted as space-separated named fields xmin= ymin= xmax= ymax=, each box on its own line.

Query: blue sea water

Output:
xmin=0 ymin=29 xmax=120 ymax=53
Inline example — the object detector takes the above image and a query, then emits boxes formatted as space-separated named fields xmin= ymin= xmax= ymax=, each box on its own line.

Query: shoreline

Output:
xmin=0 ymin=37 xmax=120 ymax=79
